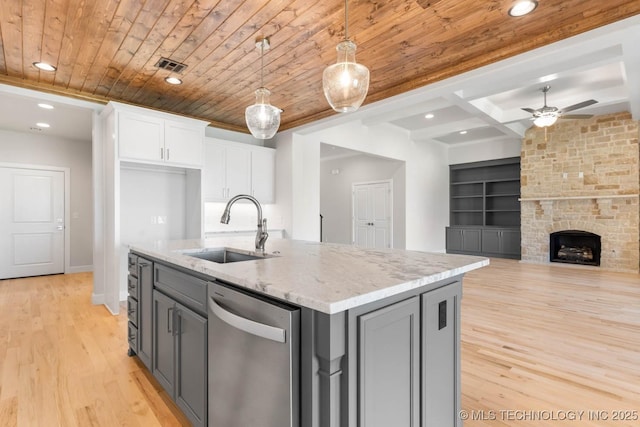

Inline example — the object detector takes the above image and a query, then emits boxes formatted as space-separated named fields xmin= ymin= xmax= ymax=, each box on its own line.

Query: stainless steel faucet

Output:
xmin=220 ymin=194 xmax=269 ymax=253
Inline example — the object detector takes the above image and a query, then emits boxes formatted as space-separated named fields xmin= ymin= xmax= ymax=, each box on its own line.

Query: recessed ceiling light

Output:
xmin=508 ymin=0 xmax=538 ymax=17
xmin=165 ymin=76 xmax=183 ymax=85
xmin=425 ymin=113 xmax=435 ymax=119
xmin=36 ymin=122 xmax=50 ymax=128
xmin=38 ymin=103 xmax=54 ymax=109
xmin=33 ymin=62 xmax=57 ymax=72
xmin=459 ymin=130 xmax=468 ymax=135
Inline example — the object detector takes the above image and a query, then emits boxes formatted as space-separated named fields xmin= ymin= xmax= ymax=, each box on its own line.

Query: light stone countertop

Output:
xmin=129 ymin=237 xmax=489 ymax=314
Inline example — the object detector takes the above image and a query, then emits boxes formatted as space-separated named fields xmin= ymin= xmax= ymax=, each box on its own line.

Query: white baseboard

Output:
xmin=91 ymin=293 xmax=105 ymax=305
xmin=67 ymin=265 xmax=93 ymax=273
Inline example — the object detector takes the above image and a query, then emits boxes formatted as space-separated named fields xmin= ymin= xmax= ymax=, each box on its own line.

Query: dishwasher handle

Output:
xmin=209 ymin=297 xmax=286 ymax=343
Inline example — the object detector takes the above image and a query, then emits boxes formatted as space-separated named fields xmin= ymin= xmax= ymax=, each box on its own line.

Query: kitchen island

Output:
xmin=127 ymin=236 xmax=488 ymax=427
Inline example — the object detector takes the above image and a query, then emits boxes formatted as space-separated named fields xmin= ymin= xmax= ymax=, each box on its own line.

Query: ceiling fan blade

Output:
xmin=558 ymin=99 xmax=598 ymax=114
xmin=521 ymin=107 xmax=536 ymax=113
xmin=559 ymin=114 xmax=593 ymax=119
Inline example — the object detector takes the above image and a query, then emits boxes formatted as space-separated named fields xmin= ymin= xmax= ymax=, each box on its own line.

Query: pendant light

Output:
xmin=323 ymin=0 xmax=370 ymax=113
xmin=245 ymin=37 xmax=282 ymax=139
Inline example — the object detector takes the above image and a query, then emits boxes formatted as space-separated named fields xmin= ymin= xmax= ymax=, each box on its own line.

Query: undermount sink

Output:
xmin=179 ymin=248 xmax=274 ymax=264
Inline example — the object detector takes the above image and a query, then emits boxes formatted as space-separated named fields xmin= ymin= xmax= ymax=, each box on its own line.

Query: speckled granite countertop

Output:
xmin=129 ymin=237 xmax=489 ymax=314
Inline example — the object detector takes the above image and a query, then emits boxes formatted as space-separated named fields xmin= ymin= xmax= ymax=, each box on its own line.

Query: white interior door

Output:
xmin=353 ymin=181 xmax=392 ymax=249
xmin=0 ymin=167 xmax=65 ymax=279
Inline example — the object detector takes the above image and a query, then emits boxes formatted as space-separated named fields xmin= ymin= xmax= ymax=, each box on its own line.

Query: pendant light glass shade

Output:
xmin=323 ymin=40 xmax=370 ymax=113
xmin=246 ymin=87 xmax=281 ymax=139
xmin=323 ymin=0 xmax=370 ymax=113
xmin=245 ymin=37 xmax=282 ymax=139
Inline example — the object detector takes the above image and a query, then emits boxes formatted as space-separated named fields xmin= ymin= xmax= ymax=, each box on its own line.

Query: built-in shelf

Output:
xmin=447 ymin=157 xmax=521 ymax=259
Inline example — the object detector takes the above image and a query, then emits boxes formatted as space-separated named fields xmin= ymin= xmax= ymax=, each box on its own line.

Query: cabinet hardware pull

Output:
xmin=160 ymin=147 xmax=164 ymax=159
xmin=167 ymin=148 xmax=170 ymax=160
xmin=167 ymin=307 xmax=174 ymax=333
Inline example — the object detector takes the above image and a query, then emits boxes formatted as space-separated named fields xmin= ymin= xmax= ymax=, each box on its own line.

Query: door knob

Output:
xmin=57 ymin=225 xmax=64 ymax=230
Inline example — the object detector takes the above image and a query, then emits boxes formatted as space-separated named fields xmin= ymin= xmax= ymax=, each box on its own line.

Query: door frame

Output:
xmin=0 ymin=162 xmax=71 ymax=275
xmin=351 ymin=179 xmax=394 ymax=248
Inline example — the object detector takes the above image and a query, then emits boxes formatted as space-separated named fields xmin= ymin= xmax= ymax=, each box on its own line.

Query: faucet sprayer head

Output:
xmin=220 ymin=210 xmax=231 ymax=224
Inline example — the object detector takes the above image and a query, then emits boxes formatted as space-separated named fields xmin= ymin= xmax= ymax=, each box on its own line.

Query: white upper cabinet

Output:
xmin=118 ymin=112 xmax=164 ymax=161
xmin=203 ymin=138 xmax=275 ymax=203
xmin=251 ymin=147 xmax=276 ymax=203
xmin=164 ymin=120 xmax=206 ymax=166
xmin=110 ymin=102 xmax=209 ymax=168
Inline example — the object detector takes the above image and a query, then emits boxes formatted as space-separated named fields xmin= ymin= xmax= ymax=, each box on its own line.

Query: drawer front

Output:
xmin=127 ymin=275 xmax=139 ymax=300
xmin=127 ymin=322 xmax=138 ymax=351
xmin=154 ymin=263 xmax=208 ymax=316
xmin=128 ymin=253 xmax=139 ymax=276
xmin=127 ymin=296 xmax=138 ymax=326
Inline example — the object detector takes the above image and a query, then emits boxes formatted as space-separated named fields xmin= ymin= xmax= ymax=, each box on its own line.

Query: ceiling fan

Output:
xmin=522 ymin=85 xmax=598 ymax=127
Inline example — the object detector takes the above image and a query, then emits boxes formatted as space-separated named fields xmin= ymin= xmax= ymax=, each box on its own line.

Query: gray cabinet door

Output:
xmin=446 ymin=228 xmax=464 ymax=251
xmin=359 ymin=296 xmax=420 ymax=427
xmin=153 ymin=290 xmax=175 ymax=396
xmin=462 ymin=229 xmax=481 ymax=252
xmin=175 ymin=303 xmax=207 ymax=427
xmin=501 ymin=229 xmax=521 ymax=255
xmin=422 ymin=282 xmax=462 ymax=427
xmin=481 ymin=229 xmax=501 ymax=253
xmin=137 ymin=258 xmax=153 ymax=369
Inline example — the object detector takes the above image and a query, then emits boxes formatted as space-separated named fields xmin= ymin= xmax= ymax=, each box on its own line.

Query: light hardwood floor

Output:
xmin=0 ymin=260 xmax=638 ymax=426
xmin=461 ymin=258 xmax=640 ymax=427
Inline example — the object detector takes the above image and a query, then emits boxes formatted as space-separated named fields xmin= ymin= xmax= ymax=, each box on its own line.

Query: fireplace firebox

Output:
xmin=550 ymin=230 xmax=601 ymax=266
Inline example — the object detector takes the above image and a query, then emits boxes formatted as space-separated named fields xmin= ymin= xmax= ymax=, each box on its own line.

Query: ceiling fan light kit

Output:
xmin=323 ymin=0 xmax=370 ymax=113
xmin=245 ymin=37 xmax=282 ymax=140
xmin=508 ymin=0 xmax=538 ymax=17
xmin=522 ymin=85 xmax=597 ymax=128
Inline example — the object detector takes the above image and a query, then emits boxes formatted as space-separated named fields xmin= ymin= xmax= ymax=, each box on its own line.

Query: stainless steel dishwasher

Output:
xmin=208 ymin=281 xmax=300 ymax=427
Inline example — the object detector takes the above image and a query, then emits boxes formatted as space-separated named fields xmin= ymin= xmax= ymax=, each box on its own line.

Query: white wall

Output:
xmin=320 ymin=153 xmax=406 ymax=248
xmin=448 ymin=138 xmax=521 ymax=165
xmin=277 ymin=122 xmax=449 ymax=253
xmin=0 ymin=129 xmax=93 ymax=269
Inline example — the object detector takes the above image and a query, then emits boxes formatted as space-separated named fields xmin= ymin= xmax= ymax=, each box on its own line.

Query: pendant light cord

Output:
xmin=344 ymin=0 xmax=349 ymax=41
xmin=260 ymin=40 xmax=264 ymax=89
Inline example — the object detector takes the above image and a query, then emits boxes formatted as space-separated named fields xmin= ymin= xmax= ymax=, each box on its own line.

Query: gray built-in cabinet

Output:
xmin=128 ymin=250 xmax=463 ymax=426
xmin=345 ymin=280 xmax=462 ymax=427
xmin=127 ymin=254 xmax=153 ymax=369
xmin=127 ymin=256 xmax=208 ymax=427
xmin=446 ymin=157 xmax=521 ymax=259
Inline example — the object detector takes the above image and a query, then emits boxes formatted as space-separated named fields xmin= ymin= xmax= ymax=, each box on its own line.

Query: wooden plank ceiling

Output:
xmin=1 ymin=0 xmax=639 ymax=133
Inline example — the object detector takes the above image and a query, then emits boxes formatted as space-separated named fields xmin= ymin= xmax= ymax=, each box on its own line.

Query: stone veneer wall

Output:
xmin=520 ymin=112 xmax=639 ymax=272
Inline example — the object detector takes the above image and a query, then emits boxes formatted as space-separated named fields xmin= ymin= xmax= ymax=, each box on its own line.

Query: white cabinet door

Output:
xmin=251 ymin=147 xmax=275 ymax=203
xmin=224 ymin=145 xmax=251 ymax=198
xmin=118 ymin=112 xmax=164 ymax=162
xmin=203 ymin=139 xmax=274 ymax=202
xmin=165 ymin=120 xmax=204 ymax=167
xmin=203 ymin=142 xmax=227 ymax=201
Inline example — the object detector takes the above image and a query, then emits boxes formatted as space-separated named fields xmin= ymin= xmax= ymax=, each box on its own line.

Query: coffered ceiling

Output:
xmin=1 ymin=0 xmax=640 ymax=135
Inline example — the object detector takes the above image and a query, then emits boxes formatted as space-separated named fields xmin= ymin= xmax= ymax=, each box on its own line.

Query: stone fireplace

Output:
xmin=520 ymin=112 xmax=639 ymax=273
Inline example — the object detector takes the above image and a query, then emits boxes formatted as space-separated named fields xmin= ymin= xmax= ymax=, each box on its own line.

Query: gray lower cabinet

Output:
xmin=422 ymin=281 xmax=461 ymax=427
xmin=447 ymin=226 xmax=520 ymax=259
xmin=350 ymin=280 xmax=462 ymax=427
xmin=446 ymin=227 xmax=481 ymax=253
xmin=153 ymin=287 xmax=207 ymax=427
xmin=137 ymin=258 xmax=153 ymax=369
xmin=481 ymin=228 xmax=521 ymax=257
xmin=358 ymin=297 xmax=420 ymax=427
xmin=127 ymin=254 xmax=152 ymax=370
